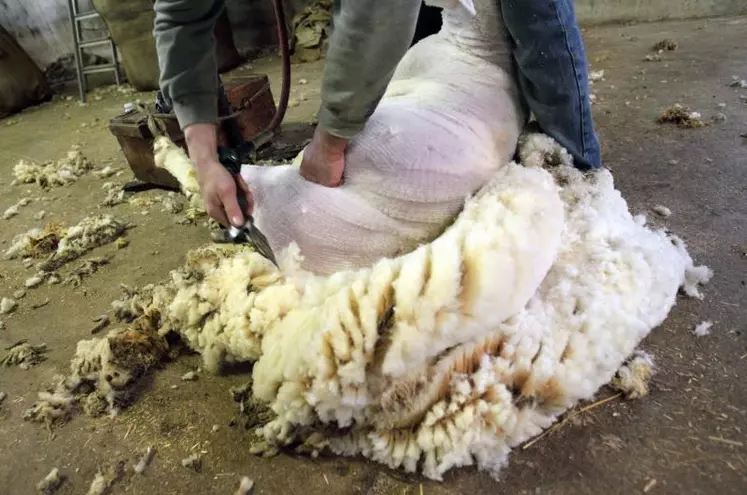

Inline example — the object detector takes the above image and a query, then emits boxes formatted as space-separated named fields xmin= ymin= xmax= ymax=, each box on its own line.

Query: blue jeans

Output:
xmin=501 ymin=0 xmax=602 ymax=170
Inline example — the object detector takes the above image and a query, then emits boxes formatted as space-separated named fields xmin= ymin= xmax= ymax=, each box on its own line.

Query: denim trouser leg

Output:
xmin=500 ymin=0 xmax=602 ymax=170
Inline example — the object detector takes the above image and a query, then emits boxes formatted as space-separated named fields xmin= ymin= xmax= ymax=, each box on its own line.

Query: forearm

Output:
xmin=154 ymin=0 xmax=224 ymax=130
xmin=318 ymin=0 xmax=421 ymax=139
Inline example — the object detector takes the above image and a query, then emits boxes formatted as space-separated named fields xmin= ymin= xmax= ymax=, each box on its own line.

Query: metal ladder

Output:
xmin=66 ymin=0 xmax=122 ymax=102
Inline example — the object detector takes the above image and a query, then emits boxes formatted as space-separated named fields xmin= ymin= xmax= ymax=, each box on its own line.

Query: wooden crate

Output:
xmin=108 ymin=74 xmax=276 ymax=189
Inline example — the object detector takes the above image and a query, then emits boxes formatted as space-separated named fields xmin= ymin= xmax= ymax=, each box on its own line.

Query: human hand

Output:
xmin=196 ymin=160 xmax=253 ymax=228
xmin=185 ymin=123 xmax=253 ymax=228
xmin=300 ymin=126 xmax=348 ymax=187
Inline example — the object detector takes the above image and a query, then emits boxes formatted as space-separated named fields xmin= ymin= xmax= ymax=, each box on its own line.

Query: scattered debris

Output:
xmin=100 ymin=184 xmax=128 ymax=207
xmin=85 ymin=462 xmax=124 ymax=495
xmin=643 ymin=478 xmax=658 ymax=493
xmin=0 ymin=297 xmax=18 ymax=315
xmin=658 ymin=103 xmax=708 ymax=128
xmin=90 ymin=315 xmax=110 ymax=334
xmin=25 ymin=274 xmax=46 ymax=288
xmin=181 ymin=370 xmax=198 ymax=381
xmin=64 ymin=256 xmax=111 ymax=287
xmin=234 ymin=476 xmax=256 ymax=495
xmin=601 ymin=434 xmax=625 ymax=451
xmin=93 ymin=166 xmax=119 ymax=179
xmin=3 ymin=198 xmax=32 ymax=219
xmin=4 ymin=215 xmax=131 ymax=272
xmin=85 ymin=472 xmax=107 ymax=495
xmin=133 ymin=446 xmax=156 ymax=475
xmin=708 ymin=436 xmax=744 ymax=447
xmin=652 ymin=39 xmax=678 ymax=51
xmin=729 ymin=76 xmax=747 ymax=88
xmin=36 ymin=467 xmax=63 ymax=493
xmin=693 ymin=320 xmax=713 ymax=337
xmin=652 ymin=205 xmax=672 ymax=218
xmin=181 ymin=453 xmax=202 ymax=471
xmin=1 ymin=341 xmax=48 ymax=368
xmin=522 ymin=393 xmax=623 ymax=450
xmin=31 ymin=299 xmax=50 ymax=310
xmin=610 ymin=351 xmax=655 ymax=399
xmin=12 ymin=146 xmax=94 ymax=189
xmin=589 ymin=69 xmax=605 ymax=83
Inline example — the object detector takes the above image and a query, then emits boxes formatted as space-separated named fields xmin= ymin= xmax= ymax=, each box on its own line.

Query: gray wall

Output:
xmin=575 ymin=0 xmax=747 ymax=24
xmin=2 ymin=0 xmax=746 ymax=70
xmin=0 ymin=0 xmax=304 ymax=70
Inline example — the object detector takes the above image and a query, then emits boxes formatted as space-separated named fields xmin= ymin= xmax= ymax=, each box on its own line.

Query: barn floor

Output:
xmin=1 ymin=16 xmax=746 ymax=495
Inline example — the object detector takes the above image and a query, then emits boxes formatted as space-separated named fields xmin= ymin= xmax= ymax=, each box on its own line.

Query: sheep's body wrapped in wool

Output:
xmin=239 ymin=0 xmax=523 ymax=275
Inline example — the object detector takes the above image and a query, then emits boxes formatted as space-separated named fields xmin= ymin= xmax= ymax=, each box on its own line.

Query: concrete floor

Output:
xmin=0 ymin=15 xmax=745 ymax=495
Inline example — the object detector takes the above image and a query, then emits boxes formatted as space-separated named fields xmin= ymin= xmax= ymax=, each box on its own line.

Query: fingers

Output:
xmin=204 ymin=193 xmax=229 ymax=228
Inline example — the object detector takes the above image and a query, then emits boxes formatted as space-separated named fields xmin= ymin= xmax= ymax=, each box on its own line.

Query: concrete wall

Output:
xmin=0 ymin=0 xmax=95 ymax=67
xmin=0 ymin=0 xmax=304 ymax=70
xmin=3 ymin=0 xmax=746 ymax=70
xmin=575 ymin=0 xmax=747 ymax=24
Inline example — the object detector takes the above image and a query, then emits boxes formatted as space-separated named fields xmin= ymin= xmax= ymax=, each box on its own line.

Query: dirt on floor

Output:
xmin=0 ymin=15 xmax=746 ymax=495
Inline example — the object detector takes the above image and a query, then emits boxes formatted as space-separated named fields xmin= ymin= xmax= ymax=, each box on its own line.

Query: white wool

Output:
xmin=652 ymin=205 xmax=672 ymax=218
xmin=12 ymin=146 xmax=93 ymax=188
xmin=153 ymin=136 xmax=204 ymax=212
xmin=25 ymin=274 xmax=46 ymax=288
xmin=0 ymin=297 xmax=17 ymax=315
xmin=3 ymin=215 xmax=129 ymax=271
xmin=611 ymin=350 xmax=655 ymax=399
xmin=518 ymin=132 xmax=574 ymax=169
xmin=115 ymin=134 xmax=705 ymax=480
xmin=36 ymin=467 xmax=63 ymax=492
xmin=693 ymin=320 xmax=712 ymax=337
xmin=93 ymin=166 xmax=119 ymax=179
xmin=3 ymin=197 xmax=31 ymax=219
xmin=133 ymin=447 xmax=156 ymax=474
xmin=85 ymin=472 xmax=107 ymax=495
xmin=234 ymin=476 xmax=255 ymax=495
xmin=589 ymin=69 xmax=605 ymax=83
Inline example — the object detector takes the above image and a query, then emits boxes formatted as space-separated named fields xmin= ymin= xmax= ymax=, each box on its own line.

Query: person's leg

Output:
xmin=500 ymin=0 xmax=602 ymax=170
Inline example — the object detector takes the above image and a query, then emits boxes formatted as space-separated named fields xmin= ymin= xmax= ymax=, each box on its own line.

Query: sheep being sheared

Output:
xmin=156 ymin=0 xmax=524 ymax=276
xmin=29 ymin=0 xmax=712 ymax=483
